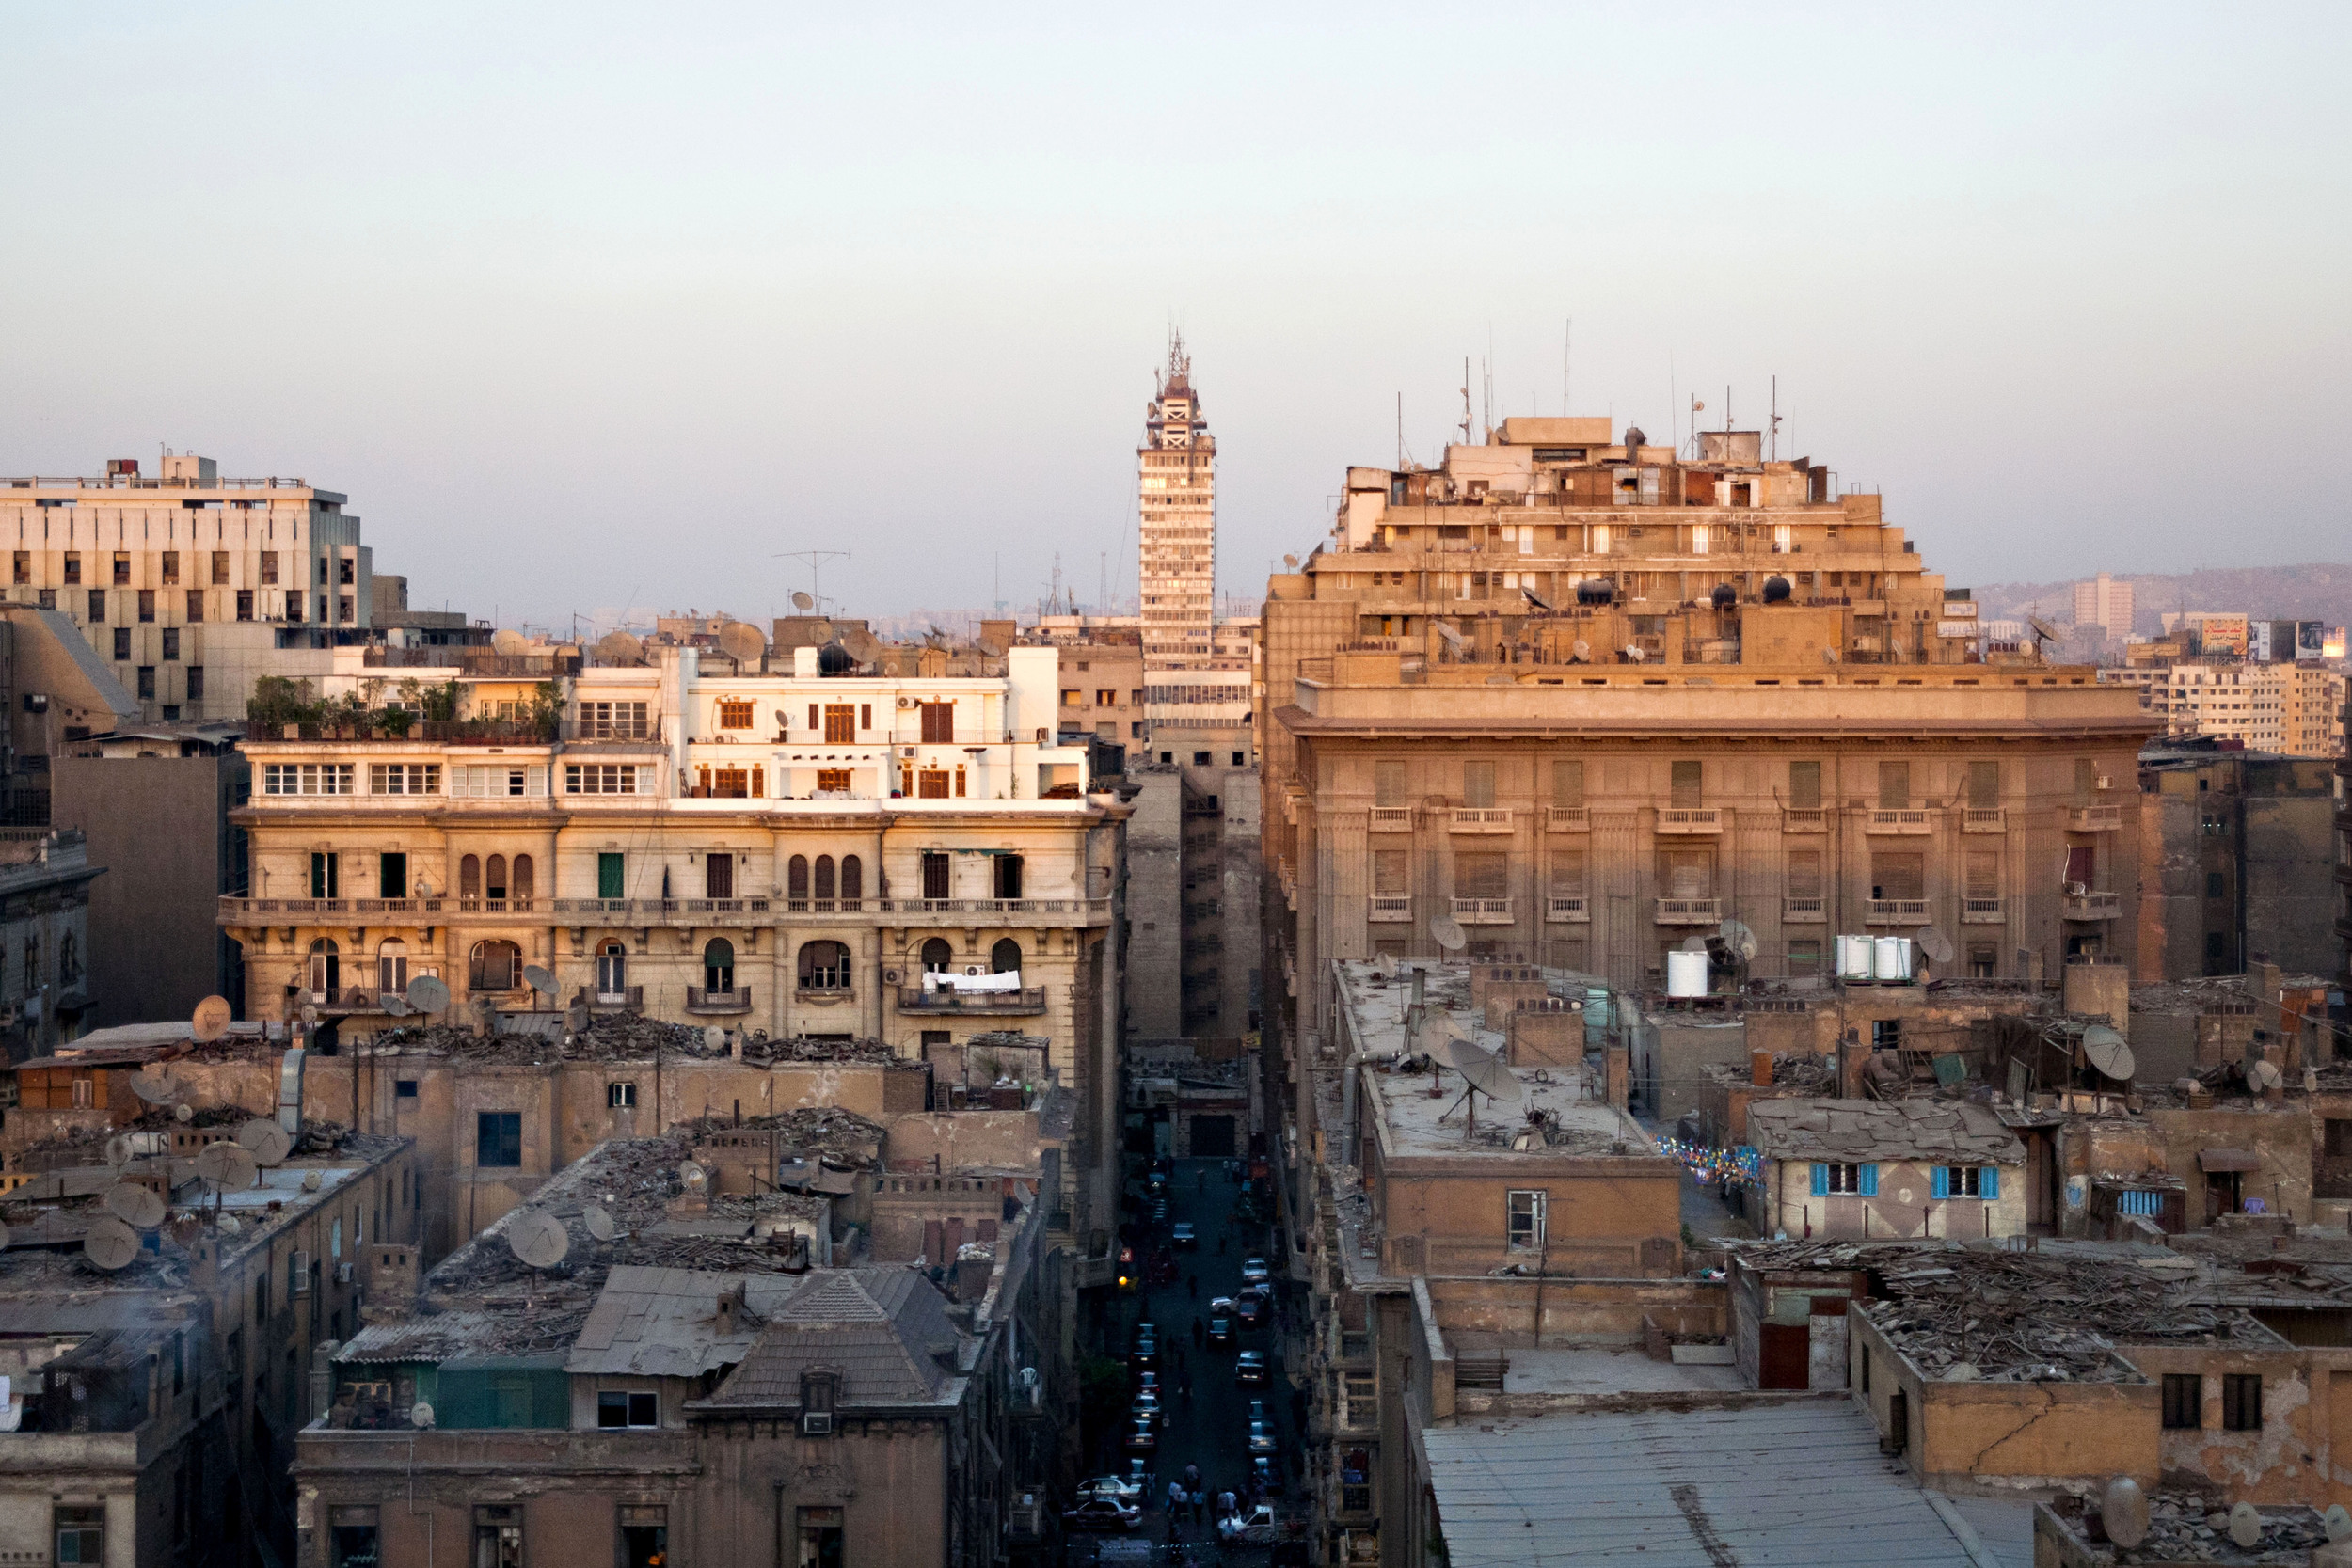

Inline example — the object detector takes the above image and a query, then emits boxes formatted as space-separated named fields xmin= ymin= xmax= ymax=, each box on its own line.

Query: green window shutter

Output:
xmin=598 ymin=852 xmax=624 ymax=899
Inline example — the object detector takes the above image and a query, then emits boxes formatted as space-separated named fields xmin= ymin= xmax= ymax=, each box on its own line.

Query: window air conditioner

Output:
xmin=802 ymin=1412 xmax=834 ymax=1436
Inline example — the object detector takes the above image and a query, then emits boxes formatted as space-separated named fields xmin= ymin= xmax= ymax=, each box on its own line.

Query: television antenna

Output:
xmin=775 ymin=550 xmax=851 ymax=616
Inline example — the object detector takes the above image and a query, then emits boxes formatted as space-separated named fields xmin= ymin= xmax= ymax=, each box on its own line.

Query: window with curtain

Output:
xmin=1968 ymin=759 xmax=2000 ymax=807
xmin=798 ymin=942 xmax=850 ymax=990
xmin=1461 ymin=761 xmax=1497 ymax=809
xmin=1454 ymin=852 xmax=1507 ymax=899
xmin=511 ymin=855 xmax=533 ymax=902
xmin=485 ymin=854 xmax=508 ymax=900
xmin=990 ymin=938 xmax=1022 ymax=974
xmin=1877 ymin=761 xmax=1910 ymax=810
xmin=840 ymin=855 xmax=863 ymax=901
xmin=1373 ymin=849 xmax=1409 ymax=896
xmin=814 ymin=856 xmax=835 ymax=901
xmin=1375 ymin=759 xmax=1407 ymax=808
xmin=1787 ymin=850 xmax=1822 ymax=900
xmin=787 ymin=855 xmax=809 ymax=900
xmin=703 ymin=939 xmax=735 ymax=992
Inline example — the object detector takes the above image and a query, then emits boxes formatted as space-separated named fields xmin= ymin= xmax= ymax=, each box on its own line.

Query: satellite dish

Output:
xmin=1718 ymin=919 xmax=1759 ymax=963
xmin=844 ymin=626 xmax=885 ymax=662
xmin=491 ymin=627 xmax=530 ymax=656
xmin=2100 ymin=1477 xmax=2149 ymax=1550
xmin=1442 ymin=1036 xmax=1524 ymax=1104
xmin=83 ymin=1215 xmax=140 ymax=1272
xmin=104 ymin=1134 xmax=135 ymax=1169
xmin=2028 ymin=615 xmax=2062 ymax=644
xmin=522 ymin=965 xmax=558 ymax=999
xmin=192 ymin=995 xmax=233 ymax=1043
xmin=1432 ymin=622 xmax=1467 ymax=649
xmin=1570 ymin=639 xmax=1590 ymax=662
xmin=1429 ymin=914 xmax=1467 ymax=952
xmin=2325 ymin=1503 xmax=2352 ymax=1543
xmin=1412 ymin=1008 xmax=1470 ymax=1057
xmin=131 ymin=1073 xmax=184 ymax=1104
xmin=104 ymin=1183 xmax=167 ymax=1229
xmin=597 ymin=629 xmax=646 ymax=667
xmin=409 ymin=1401 xmax=436 ymax=1429
xmin=791 ymin=591 xmax=816 ymax=611
xmin=1623 ymin=644 xmax=1645 ymax=662
xmin=2248 ymin=1057 xmax=2282 ymax=1092
xmin=680 ymin=1161 xmax=710 ymax=1194
xmin=216 ymin=1213 xmax=241 ymax=1236
xmin=977 ymin=637 xmax=1005 ymax=658
xmin=382 ymin=992 xmax=412 ymax=1017
xmin=406 ymin=975 xmax=451 ymax=1014
xmin=300 ymin=1003 xmax=320 ymax=1026
xmin=2229 ymin=1502 xmax=2261 ymax=1550
xmin=582 ymin=1204 xmax=617 ymax=1242
xmin=701 ymin=1025 xmax=724 ymax=1054
xmin=238 ymin=1118 xmax=294 ymax=1167
xmin=1917 ymin=927 xmax=1955 ymax=965
xmin=167 ymin=1215 xmax=201 ymax=1247
xmin=506 ymin=1209 xmax=571 ymax=1270
xmin=1282 ymin=555 xmax=1299 ymax=569
xmin=807 ymin=618 xmax=834 ymax=643
xmin=1679 ymin=935 xmax=1709 ymax=953
xmin=1821 ymin=645 xmax=1839 ymax=663
xmin=195 ymin=1142 xmax=259 ymax=1191
xmin=719 ymin=622 xmax=767 ymax=664
xmin=174 ymin=1103 xmax=194 ymax=1123
xmin=565 ymin=1005 xmax=590 ymax=1033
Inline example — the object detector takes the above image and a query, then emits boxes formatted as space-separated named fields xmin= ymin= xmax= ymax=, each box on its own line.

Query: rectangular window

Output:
xmin=921 ymin=851 xmax=950 ymax=900
xmin=161 ymin=550 xmax=181 ymax=584
xmin=2074 ymin=758 xmax=2097 ymax=805
xmin=2223 ymin=1373 xmax=2262 ymax=1432
xmin=8 ymin=551 xmax=23 ymax=585
xmin=1967 ymin=942 xmax=1997 ymax=978
xmin=608 ymin=1081 xmax=637 ymax=1109
xmin=1670 ymin=759 xmax=1702 ymax=808
xmin=1788 ymin=759 xmax=1822 ymax=809
xmin=55 ymin=1506 xmax=104 ymax=1566
xmin=135 ymin=666 xmax=157 ymax=699
xmin=368 ymin=763 xmax=441 ymax=795
xmin=1061 ymin=688 xmax=1081 ymax=706
xmin=212 ymin=550 xmax=230 ymax=585
xmin=1375 ymin=759 xmax=1408 ymax=808
xmin=920 ymin=702 xmax=956 ymax=743
xmin=236 ymin=590 xmax=254 ymax=621
xmin=185 ymin=589 xmax=205 ymax=622
xmin=712 ymin=767 xmax=751 ymax=799
xmin=1877 ymin=760 xmax=1910 ymax=809
xmin=112 ymin=552 xmax=131 ymax=586
xmin=598 ymin=852 xmax=625 ymax=899
xmin=1871 ymin=851 xmax=1924 ymax=902
xmin=1658 ymin=847 xmax=1713 ymax=899
xmin=1461 ymin=760 xmax=1497 ymax=809
xmin=339 ymin=556 xmax=355 ymax=585
xmin=262 ymin=763 xmax=355 ymax=796
xmin=576 ymin=699 xmax=650 ymax=738
xmin=1505 ymin=1189 xmax=1547 ymax=1248
xmin=1931 ymin=1165 xmax=1996 ymax=1198
xmin=310 ymin=851 xmax=339 ymax=899
xmin=565 ymin=763 xmax=646 ymax=795
xmin=285 ymin=591 xmax=303 ymax=622
xmin=1373 ymin=848 xmax=1409 ymax=895
xmin=472 ymin=1507 xmax=522 ymax=1568
xmin=62 ymin=553 xmax=82 ymax=584
xmin=596 ymin=1388 xmax=660 ymax=1427
xmin=798 ymin=1507 xmax=844 ymax=1568
xmin=1965 ymin=849 xmax=1999 ymax=900
xmin=328 ymin=1506 xmax=381 ymax=1568
xmin=91 ymin=590 xmax=110 ymax=625
xmin=475 ymin=1112 xmax=522 ymax=1168
xmin=718 ymin=699 xmax=755 ymax=730
xmin=112 ymin=627 xmax=131 ymax=660
xmin=1551 ymin=758 xmax=1585 ymax=808
xmin=993 ymin=855 xmax=1024 ymax=899
xmin=453 ymin=764 xmax=538 ymax=798
xmin=824 ymin=704 xmax=856 ymax=743
xmin=379 ymin=852 xmax=408 ymax=899
xmin=916 ymin=768 xmax=950 ymax=799
xmin=1787 ymin=849 xmax=1822 ymax=900
xmin=1455 ymin=851 xmax=1507 ymax=900
xmin=2162 ymin=1373 xmax=2201 ymax=1429
xmin=36 ymin=588 xmax=54 ymax=610
xmin=395 ymin=1079 xmax=419 ymax=1101
xmin=259 ymin=552 xmax=279 ymax=585
xmin=1967 ymin=759 xmax=2000 ymax=807
xmin=1789 ymin=938 xmax=1822 ymax=974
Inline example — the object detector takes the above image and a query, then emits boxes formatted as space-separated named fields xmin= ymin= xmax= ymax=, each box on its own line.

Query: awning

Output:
xmin=2200 ymin=1148 xmax=2261 ymax=1173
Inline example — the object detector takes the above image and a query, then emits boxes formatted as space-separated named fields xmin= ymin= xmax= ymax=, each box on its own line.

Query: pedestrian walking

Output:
xmin=1192 ymin=1490 xmax=1205 ymax=1527
xmin=1218 ymin=1489 xmax=1237 ymax=1519
xmin=1192 ymin=1316 xmax=1205 ymax=1348
xmin=1168 ymin=1479 xmax=1186 ymax=1518
xmin=1184 ymin=1464 xmax=1201 ymax=1491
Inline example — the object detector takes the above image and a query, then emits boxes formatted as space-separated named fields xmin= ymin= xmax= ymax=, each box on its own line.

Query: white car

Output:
xmin=1219 ymin=1504 xmax=1279 ymax=1545
xmin=1077 ymin=1474 xmax=1144 ymax=1505
xmin=1241 ymin=1256 xmax=1271 ymax=1287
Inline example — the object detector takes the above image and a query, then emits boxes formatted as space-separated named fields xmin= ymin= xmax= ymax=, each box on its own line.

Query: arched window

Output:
xmin=920 ymin=937 xmax=954 ymax=974
xmin=485 ymin=854 xmax=509 ymax=902
xmin=376 ymin=939 xmax=408 ymax=994
xmin=459 ymin=854 xmax=482 ymax=899
xmin=990 ymin=938 xmax=1023 ymax=975
xmin=308 ymin=938 xmax=341 ymax=999
xmin=469 ymin=940 xmax=520 ymax=992
xmin=511 ymin=855 xmax=534 ymax=903
xmin=798 ymin=941 xmax=850 ymax=990
xmin=840 ymin=855 xmax=864 ymax=902
xmin=787 ymin=855 xmax=809 ymax=901
xmin=814 ymin=855 xmax=835 ymax=902
xmin=596 ymin=941 xmax=628 ymax=1002
xmin=704 ymin=939 xmax=736 ymax=994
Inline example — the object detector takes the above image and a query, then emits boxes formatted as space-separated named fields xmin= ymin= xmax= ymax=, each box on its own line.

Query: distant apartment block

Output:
xmin=2099 ymin=663 xmax=2346 ymax=757
xmin=1137 ymin=336 xmax=1216 ymax=672
xmin=2073 ymin=572 xmax=2134 ymax=637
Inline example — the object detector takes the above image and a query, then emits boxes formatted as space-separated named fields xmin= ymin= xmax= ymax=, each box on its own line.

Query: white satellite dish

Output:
xmin=104 ymin=1134 xmax=135 ymax=1169
xmin=1917 ymin=927 xmax=1955 ymax=965
xmin=192 ymin=994 xmax=233 ymax=1043
xmin=84 ymin=1215 xmax=141 ymax=1271
xmin=582 ymin=1204 xmax=617 ymax=1242
xmin=2248 ymin=1057 xmax=2282 ymax=1092
xmin=1282 ymin=554 xmax=1298 ymax=569
xmin=1718 ymin=919 xmax=1759 ymax=963
xmin=1679 ymin=935 xmax=1709 ymax=954
xmin=409 ymin=1401 xmax=436 ymax=1429
xmin=491 ymin=627 xmax=530 ymax=656
xmin=977 ymin=637 xmax=1005 ymax=658
xmin=406 ymin=975 xmax=451 ymax=1014
xmin=105 ymin=1183 xmax=167 ymax=1229
xmin=506 ymin=1209 xmax=570 ymax=1270
xmin=195 ymin=1142 xmax=259 ymax=1191
xmin=522 ymin=965 xmax=558 ymax=1000
xmin=719 ymin=622 xmax=767 ymax=664
xmin=1430 ymin=914 xmax=1467 ymax=953
xmin=1569 ymin=639 xmax=1591 ymax=662
xmin=238 ymin=1118 xmax=294 ymax=1167
xmin=703 ymin=1026 xmax=725 ymax=1053
xmin=1412 ymin=1008 xmax=1470 ymax=1057
xmin=382 ymin=992 xmax=412 ymax=1017
xmin=174 ymin=1103 xmax=195 ymax=1123
xmin=808 ymin=618 xmax=834 ymax=642
xmin=844 ymin=626 xmax=885 ymax=663
xmin=2100 ymin=1477 xmax=2149 ymax=1550
xmin=596 ymin=629 xmax=646 ymax=666
xmin=680 ymin=1161 xmax=710 ymax=1194
xmin=1432 ymin=622 xmax=1467 ymax=649
xmin=216 ymin=1213 xmax=242 ymax=1236
xmin=791 ymin=591 xmax=816 ymax=611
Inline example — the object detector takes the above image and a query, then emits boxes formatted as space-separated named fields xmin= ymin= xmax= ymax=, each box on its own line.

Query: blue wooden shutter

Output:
xmin=1931 ymin=1166 xmax=1951 ymax=1200
xmin=1860 ymin=1164 xmax=1880 ymax=1196
xmin=1810 ymin=1164 xmax=1829 ymax=1197
xmin=1980 ymin=1166 xmax=2000 ymax=1200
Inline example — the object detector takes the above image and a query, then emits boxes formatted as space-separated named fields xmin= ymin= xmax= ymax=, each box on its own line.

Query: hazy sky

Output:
xmin=4 ymin=5 xmax=2344 ymax=629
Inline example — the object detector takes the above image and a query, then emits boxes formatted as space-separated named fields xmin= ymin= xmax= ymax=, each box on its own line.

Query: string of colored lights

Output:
xmin=1655 ymin=1136 xmax=1761 ymax=1188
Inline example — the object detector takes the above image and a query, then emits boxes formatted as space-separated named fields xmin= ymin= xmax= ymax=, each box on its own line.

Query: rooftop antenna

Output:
xmin=1770 ymin=375 xmax=1782 ymax=462
xmin=1396 ymin=392 xmax=1406 ymax=469
xmin=1459 ymin=359 xmax=1473 ymax=448
xmin=773 ymin=549 xmax=850 ymax=617
xmin=1724 ymin=386 xmax=1732 ymax=435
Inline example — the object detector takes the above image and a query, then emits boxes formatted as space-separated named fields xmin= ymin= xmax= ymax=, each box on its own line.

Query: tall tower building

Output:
xmin=1138 ymin=334 xmax=1216 ymax=671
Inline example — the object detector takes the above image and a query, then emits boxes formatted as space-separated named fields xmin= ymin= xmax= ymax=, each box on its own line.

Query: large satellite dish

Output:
xmin=1444 ymin=1036 xmax=1524 ymax=1104
xmin=2081 ymin=1024 xmax=2134 ymax=1082
xmin=718 ymin=622 xmax=767 ymax=664
xmin=238 ymin=1118 xmax=294 ymax=1166
xmin=1569 ymin=639 xmax=1591 ymax=662
xmin=582 ymin=1204 xmax=617 ymax=1242
xmin=807 ymin=618 xmax=834 ymax=642
xmin=409 ymin=1401 xmax=437 ymax=1429
xmin=522 ymin=965 xmax=559 ymax=1001
xmin=195 ymin=1142 xmax=259 ymax=1191
xmin=1917 ymin=927 xmax=1956 ymax=965
xmin=679 ymin=1161 xmax=710 ymax=1194
xmin=2101 ymin=1477 xmax=2149 ymax=1550
xmin=565 ymin=1004 xmax=591 ymax=1033
xmin=703 ymin=1025 xmax=725 ymax=1054
xmin=791 ymin=591 xmax=816 ymax=611
xmin=1412 ymin=1008 xmax=1469 ymax=1057
xmin=491 ymin=627 xmax=530 ymax=656
xmin=2027 ymin=615 xmax=2062 ymax=645
xmin=192 ymin=995 xmax=233 ymax=1043
xmin=844 ymin=626 xmax=885 ymax=663
xmin=83 ymin=1215 xmax=141 ymax=1272
xmin=976 ymin=637 xmax=1005 ymax=658
xmin=382 ymin=992 xmax=412 ymax=1017
xmin=1679 ymin=935 xmax=1709 ymax=953
xmin=506 ymin=1209 xmax=570 ymax=1270
xmin=131 ymin=1072 xmax=185 ymax=1105
xmin=104 ymin=1183 xmax=167 ymax=1229
xmin=175 ymin=1103 xmax=195 ymax=1122
xmin=1717 ymin=919 xmax=1759 ymax=963
xmin=104 ymin=1134 xmax=135 ymax=1169
xmin=596 ymin=629 xmax=645 ymax=667
xmin=2248 ymin=1056 xmax=2282 ymax=1093
xmin=1429 ymin=914 xmax=1467 ymax=953
xmin=406 ymin=975 xmax=451 ymax=1014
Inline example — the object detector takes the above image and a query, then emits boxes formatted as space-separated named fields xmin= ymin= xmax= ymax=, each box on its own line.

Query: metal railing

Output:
xmin=1448 ymin=808 xmax=1514 ymax=833
xmin=1865 ymin=809 xmax=1933 ymax=834
xmin=561 ymin=719 xmax=663 ymax=744
xmin=1655 ymin=897 xmax=1722 ymax=924
xmin=1867 ymin=898 xmax=1931 ymax=925
xmin=1962 ymin=897 xmax=2005 ymax=923
xmin=1450 ymin=896 xmax=1514 ymax=924
xmin=222 ymin=894 xmax=1112 ymax=925
xmin=895 ymin=987 xmax=1047 ymax=1014
xmin=1545 ymin=895 xmax=1589 ymax=923
xmin=1546 ymin=806 xmax=1589 ymax=832
xmin=1656 ymin=808 xmax=1722 ymax=833
xmin=244 ymin=720 xmax=554 ymax=745
xmin=685 ymin=986 xmax=753 ymax=1013
xmin=2069 ymin=804 xmax=2123 ymax=832
xmin=2063 ymin=890 xmax=2122 ymax=920
xmin=1368 ymin=895 xmax=1412 ymax=923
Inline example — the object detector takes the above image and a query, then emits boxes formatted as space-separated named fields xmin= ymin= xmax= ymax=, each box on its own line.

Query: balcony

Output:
xmin=1865 ymin=809 xmax=1934 ymax=835
xmin=2069 ymin=804 xmax=2123 ymax=832
xmin=571 ymin=985 xmax=645 ymax=1010
xmin=1545 ymin=895 xmax=1589 ymax=923
xmin=896 ymin=986 xmax=1047 ymax=1015
xmin=243 ymin=720 xmax=554 ymax=746
xmin=1655 ymin=897 xmax=1722 ymax=925
xmin=1962 ymin=897 xmax=2005 ymax=924
xmin=1781 ymin=808 xmax=1828 ymax=833
xmin=1545 ymin=806 xmax=1589 ymax=832
xmin=1368 ymin=895 xmax=1412 ymax=924
xmin=1449 ymin=896 xmax=1514 ymax=925
xmin=218 ymin=895 xmax=1116 ymax=931
xmin=1783 ymin=896 xmax=1825 ymax=924
xmin=1655 ymin=808 xmax=1722 ymax=835
xmin=1961 ymin=808 xmax=2006 ymax=833
xmin=685 ymin=986 xmax=753 ymax=1015
xmin=1867 ymin=898 xmax=1931 ymax=926
xmin=1449 ymin=808 xmax=1514 ymax=834
xmin=560 ymin=719 xmax=664 ymax=747
xmin=1368 ymin=807 xmax=1414 ymax=832
xmin=2063 ymin=890 xmax=2122 ymax=921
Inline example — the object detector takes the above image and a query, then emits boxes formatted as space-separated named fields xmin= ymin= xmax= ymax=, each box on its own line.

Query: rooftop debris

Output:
xmin=2046 ymin=1491 xmax=2332 ymax=1565
xmin=1744 ymin=1097 xmax=2026 ymax=1165
xmin=336 ymin=1014 xmax=904 ymax=1066
xmin=678 ymin=1105 xmax=886 ymax=1168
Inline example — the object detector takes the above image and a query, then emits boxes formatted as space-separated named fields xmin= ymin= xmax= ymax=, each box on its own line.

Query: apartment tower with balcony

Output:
xmin=1138 ymin=334 xmax=1216 ymax=674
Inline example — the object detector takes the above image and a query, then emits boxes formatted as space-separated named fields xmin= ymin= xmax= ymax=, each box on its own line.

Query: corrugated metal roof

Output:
xmin=1421 ymin=1401 xmax=2024 ymax=1567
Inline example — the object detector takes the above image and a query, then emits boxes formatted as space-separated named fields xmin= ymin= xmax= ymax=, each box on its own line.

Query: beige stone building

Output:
xmin=1137 ymin=335 xmax=1217 ymax=671
xmin=2102 ymin=659 xmax=2347 ymax=757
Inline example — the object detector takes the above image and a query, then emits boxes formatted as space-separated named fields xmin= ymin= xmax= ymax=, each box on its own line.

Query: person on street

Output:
xmin=1168 ymin=1479 xmax=1186 ymax=1522
xmin=1192 ymin=1316 xmax=1205 ymax=1348
xmin=1192 ymin=1490 xmax=1205 ymax=1527
xmin=1218 ymin=1489 xmax=1237 ymax=1520
xmin=1184 ymin=1463 xmax=1201 ymax=1491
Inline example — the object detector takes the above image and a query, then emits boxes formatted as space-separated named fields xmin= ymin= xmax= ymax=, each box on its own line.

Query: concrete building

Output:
xmin=0 ymin=828 xmax=103 ymax=1057
xmin=1136 ymin=335 xmax=1216 ymax=673
xmin=2103 ymin=661 xmax=2347 ymax=757
xmin=0 ymin=603 xmax=143 ymax=825
xmin=1744 ymin=1098 xmax=2027 ymax=1241
xmin=2138 ymin=744 xmax=2340 ymax=979
xmin=54 ymin=722 xmax=248 ymax=1030
xmin=2074 ymin=571 xmax=2136 ymax=639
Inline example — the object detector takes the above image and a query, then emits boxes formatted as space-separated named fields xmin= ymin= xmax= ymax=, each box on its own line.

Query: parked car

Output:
xmin=1219 ymin=1505 xmax=1279 ymax=1545
xmin=1170 ymin=1220 xmax=1198 ymax=1249
xmin=1235 ymin=1351 xmax=1268 ymax=1386
xmin=1234 ymin=1293 xmax=1265 ymax=1328
xmin=1123 ymin=1417 xmax=1158 ymax=1453
xmin=1117 ymin=1243 xmax=1138 ymax=1292
xmin=1132 ymin=1391 xmax=1164 ymax=1428
xmin=1251 ymin=1456 xmax=1284 ymax=1497
xmin=1077 ymin=1474 xmax=1144 ymax=1505
xmin=1248 ymin=1418 xmax=1276 ymax=1455
xmin=1208 ymin=1310 xmax=1233 ymax=1347
xmin=1064 ymin=1497 xmax=1143 ymax=1532
xmin=1241 ymin=1256 xmax=1271 ymax=1288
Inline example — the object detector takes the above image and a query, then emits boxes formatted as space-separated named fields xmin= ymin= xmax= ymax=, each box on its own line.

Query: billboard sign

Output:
xmin=2297 ymin=621 xmax=2326 ymax=658
xmin=2200 ymin=614 xmax=2248 ymax=657
xmin=2249 ymin=621 xmax=2272 ymax=663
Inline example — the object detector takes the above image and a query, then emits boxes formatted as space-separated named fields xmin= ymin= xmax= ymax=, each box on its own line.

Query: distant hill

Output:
xmin=1969 ymin=564 xmax=2352 ymax=636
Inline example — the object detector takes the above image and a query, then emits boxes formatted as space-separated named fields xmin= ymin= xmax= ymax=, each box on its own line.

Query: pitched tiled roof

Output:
xmin=700 ymin=1267 xmax=967 ymax=1411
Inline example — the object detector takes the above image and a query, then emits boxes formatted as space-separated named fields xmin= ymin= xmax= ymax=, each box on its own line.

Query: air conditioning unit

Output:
xmin=802 ymin=1412 xmax=834 ymax=1436
xmin=336 ymin=1261 xmax=355 ymax=1285
xmin=963 ymin=965 xmax=986 ymax=977
xmin=882 ymin=968 xmax=902 ymax=985
xmin=898 ymin=697 xmax=914 ymax=708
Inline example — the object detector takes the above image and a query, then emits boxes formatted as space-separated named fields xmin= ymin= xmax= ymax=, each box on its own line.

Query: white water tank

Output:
xmin=1873 ymin=936 xmax=1914 ymax=984
xmin=1665 ymin=950 xmax=1710 ymax=998
xmin=1836 ymin=935 xmax=1874 ymax=982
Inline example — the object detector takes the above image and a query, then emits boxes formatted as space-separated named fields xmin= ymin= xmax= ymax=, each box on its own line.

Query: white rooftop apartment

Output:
xmin=2099 ymin=661 xmax=2347 ymax=757
xmin=2072 ymin=572 xmax=2134 ymax=637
